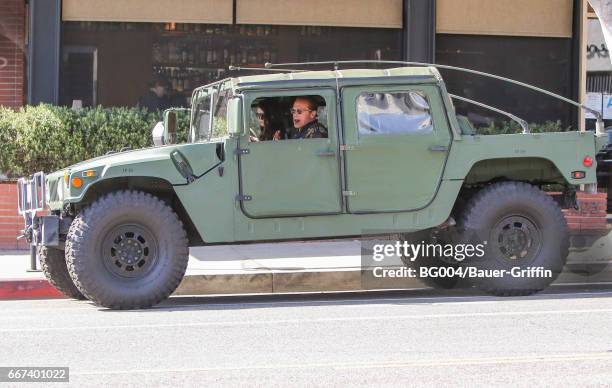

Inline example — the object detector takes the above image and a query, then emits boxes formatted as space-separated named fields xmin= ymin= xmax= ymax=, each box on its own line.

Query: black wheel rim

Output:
xmin=101 ymin=224 xmax=159 ymax=279
xmin=492 ymin=215 xmax=542 ymax=262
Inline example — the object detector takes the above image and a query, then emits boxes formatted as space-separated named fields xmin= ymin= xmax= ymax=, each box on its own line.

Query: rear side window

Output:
xmin=356 ymin=91 xmax=433 ymax=136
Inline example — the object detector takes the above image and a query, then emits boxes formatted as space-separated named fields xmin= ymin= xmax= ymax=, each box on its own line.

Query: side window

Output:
xmin=357 ymin=91 xmax=433 ymax=136
xmin=248 ymin=95 xmax=328 ymax=142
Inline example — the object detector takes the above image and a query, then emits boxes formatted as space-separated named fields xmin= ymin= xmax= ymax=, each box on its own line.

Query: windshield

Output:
xmin=212 ymin=87 xmax=231 ymax=138
xmin=190 ymin=81 xmax=232 ymax=142
xmin=190 ymin=87 xmax=212 ymax=142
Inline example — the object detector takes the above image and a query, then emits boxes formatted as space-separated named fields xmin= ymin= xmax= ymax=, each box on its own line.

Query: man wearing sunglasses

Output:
xmin=289 ymin=96 xmax=328 ymax=139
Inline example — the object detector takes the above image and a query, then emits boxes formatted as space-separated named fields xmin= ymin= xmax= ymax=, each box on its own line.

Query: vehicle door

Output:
xmin=341 ymin=85 xmax=452 ymax=213
xmin=237 ymin=89 xmax=342 ymax=218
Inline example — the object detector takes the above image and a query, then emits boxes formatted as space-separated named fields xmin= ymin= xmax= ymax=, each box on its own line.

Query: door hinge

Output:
xmin=235 ymin=148 xmax=250 ymax=155
xmin=235 ymin=194 xmax=252 ymax=201
xmin=342 ymin=190 xmax=357 ymax=197
xmin=340 ymin=145 xmax=356 ymax=151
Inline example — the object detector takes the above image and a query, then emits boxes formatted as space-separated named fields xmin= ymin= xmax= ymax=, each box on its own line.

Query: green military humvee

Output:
xmin=18 ymin=61 xmax=610 ymax=309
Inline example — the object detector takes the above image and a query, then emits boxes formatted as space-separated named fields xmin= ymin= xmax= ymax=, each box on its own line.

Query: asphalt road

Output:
xmin=1 ymin=286 xmax=612 ymax=387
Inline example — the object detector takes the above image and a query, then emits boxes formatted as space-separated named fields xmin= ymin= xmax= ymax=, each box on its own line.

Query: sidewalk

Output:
xmin=1 ymin=231 xmax=612 ymax=300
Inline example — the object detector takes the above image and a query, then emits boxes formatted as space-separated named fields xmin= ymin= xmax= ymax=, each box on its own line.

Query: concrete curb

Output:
xmin=0 ymin=269 xmax=427 ymax=300
xmin=2 ymin=266 xmax=612 ymax=301
xmin=172 ymin=269 xmax=421 ymax=296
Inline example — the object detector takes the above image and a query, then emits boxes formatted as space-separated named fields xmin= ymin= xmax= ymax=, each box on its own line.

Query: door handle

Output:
xmin=317 ymin=150 xmax=336 ymax=157
xmin=428 ymin=145 xmax=448 ymax=152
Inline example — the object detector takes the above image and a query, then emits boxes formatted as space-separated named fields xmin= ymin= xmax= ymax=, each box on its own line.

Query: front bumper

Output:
xmin=17 ymin=172 xmax=71 ymax=247
xmin=17 ymin=172 xmax=46 ymax=216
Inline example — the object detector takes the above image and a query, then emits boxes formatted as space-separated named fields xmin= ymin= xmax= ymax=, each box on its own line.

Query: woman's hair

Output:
xmin=257 ymin=100 xmax=285 ymax=141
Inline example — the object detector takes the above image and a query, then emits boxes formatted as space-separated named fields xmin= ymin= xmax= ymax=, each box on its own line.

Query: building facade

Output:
xmin=0 ymin=0 xmax=598 ymax=248
xmin=0 ymin=0 xmax=25 ymax=109
xmin=585 ymin=3 xmax=612 ymax=127
xmin=1 ymin=0 xmax=588 ymax=128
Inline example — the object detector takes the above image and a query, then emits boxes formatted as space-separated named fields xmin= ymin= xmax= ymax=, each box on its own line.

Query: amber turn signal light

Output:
xmin=71 ymin=177 xmax=83 ymax=188
xmin=82 ymin=170 xmax=97 ymax=178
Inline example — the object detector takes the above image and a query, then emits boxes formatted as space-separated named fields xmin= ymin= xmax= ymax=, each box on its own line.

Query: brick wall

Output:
xmin=0 ymin=182 xmax=26 ymax=250
xmin=0 ymin=0 xmax=26 ymax=108
xmin=562 ymin=192 xmax=609 ymax=234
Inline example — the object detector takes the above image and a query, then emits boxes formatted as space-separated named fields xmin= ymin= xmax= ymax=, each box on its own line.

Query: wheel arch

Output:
xmin=463 ymin=157 xmax=568 ymax=187
xmin=72 ymin=176 xmax=204 ymax=246
xmin=449 ymin=157 xmax=570 ymax=221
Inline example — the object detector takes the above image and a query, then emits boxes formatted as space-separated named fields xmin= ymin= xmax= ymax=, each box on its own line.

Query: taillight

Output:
xmin=583 ymin=156 xmax=594 ymax=168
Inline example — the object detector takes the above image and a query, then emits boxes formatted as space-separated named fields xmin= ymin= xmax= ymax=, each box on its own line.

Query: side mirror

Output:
xmin=227 ymin=97 xmax=243 ymax=138
xmin=152 ymin=121 xmax=165 ymax=146
xmin=163 ymin=110 xmax=177 ymax=144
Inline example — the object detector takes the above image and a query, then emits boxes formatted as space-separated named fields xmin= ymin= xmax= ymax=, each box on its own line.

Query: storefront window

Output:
xmin=60 ymin=22 xmax=401 ymax=109
xmin=436 ymin=34 xmax=576 ymax=129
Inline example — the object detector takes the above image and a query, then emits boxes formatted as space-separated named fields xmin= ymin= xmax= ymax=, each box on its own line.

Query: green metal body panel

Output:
xmin=443 ymin=132 xmax=600 ymax=185
xmin=240 ymin=138 xmax=342 ymax=217
xmin=172 ymin=141 xmax=237 ymax=243
xmin=239 ymin=88 xmax=342 ymax=217
xmin=341 ymin=84 xmax=452 ymax=213
xmin=47 ymin=143 xmax=222 ymax=208
xmin=43 ymin=66 xmax=606 ymax=245
xmin=230 ymin=180 xmax=463 ymax=242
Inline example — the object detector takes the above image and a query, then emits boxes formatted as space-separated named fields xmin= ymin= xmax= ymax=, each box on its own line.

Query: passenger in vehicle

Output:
xmin=250 ymin=101 xmax=285 ymax=142
xmin=289 ymin=96 xmax=328 ymax=139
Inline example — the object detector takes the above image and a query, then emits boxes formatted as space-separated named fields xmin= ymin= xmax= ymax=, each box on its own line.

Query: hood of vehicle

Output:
xmin=65 ymin=146 xmax=171 ymax=172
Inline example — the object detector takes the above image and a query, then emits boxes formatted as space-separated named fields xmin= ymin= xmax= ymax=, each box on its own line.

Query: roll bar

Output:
xmin=263 ymin=60 xmax=604 ymax=134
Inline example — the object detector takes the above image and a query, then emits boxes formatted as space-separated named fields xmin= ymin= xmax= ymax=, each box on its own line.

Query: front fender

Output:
xmin=53 ymin=142 xmax=224 ymax=208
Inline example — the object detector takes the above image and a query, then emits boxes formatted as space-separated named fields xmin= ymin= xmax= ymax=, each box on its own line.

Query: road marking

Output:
xmin=1 ymin=308 xmax=612 ymax=333
xmin=1 ymin=286 xmax=612 ymax=318
xmin=69 ymin=352 xmax=612 ymax=376
xmin=166 ymin=290 xmax=612 ymax=309
xmin=336 ymin=353 xmax=612 ymax=369
xmin=553 ymin=281 xmax=612 ymax=286
xmin=2 ymin=290 xmax=612 ymax=314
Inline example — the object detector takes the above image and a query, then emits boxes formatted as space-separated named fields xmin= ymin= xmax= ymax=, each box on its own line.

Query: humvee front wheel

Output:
xmin=65 ymin=191 xmax=189 ymax=309
xmin=39 ymin=246 xmax=86 ymax=300
xmin=458 ymin=182 xmax=569 ymax=296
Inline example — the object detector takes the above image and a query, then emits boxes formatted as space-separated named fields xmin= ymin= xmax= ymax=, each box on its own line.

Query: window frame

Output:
xmin=243 ymin=88 xmax=336 ymax=143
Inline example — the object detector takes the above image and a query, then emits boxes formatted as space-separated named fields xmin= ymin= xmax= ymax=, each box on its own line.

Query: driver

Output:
xmin=289 ymin=96 xmax=328 ymax=139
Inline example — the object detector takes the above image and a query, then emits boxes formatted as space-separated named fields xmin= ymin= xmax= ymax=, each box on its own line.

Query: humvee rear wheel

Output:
xmin=38 ymin=246 xmax=86 ymax=300
xmin=458 ymin=182 xmax=569 ymax=296
xmin=65 ymin=191 xmax=189 ymax=309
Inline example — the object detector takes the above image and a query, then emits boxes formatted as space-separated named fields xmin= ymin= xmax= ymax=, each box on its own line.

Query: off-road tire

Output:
xmin=65 ymin=190 xmax=189 ymax=309
xmin=458 ymin=181 xmax=569 ymax=296
xmin=38 ymin=246 xmax=86 ymax=300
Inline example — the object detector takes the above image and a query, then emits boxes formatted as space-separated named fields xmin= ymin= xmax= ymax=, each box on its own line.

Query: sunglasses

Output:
xmin=256 ymin=113 xmax=265 ymax=120
xmin=290 ymin=108 xmax=313 ymax=115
